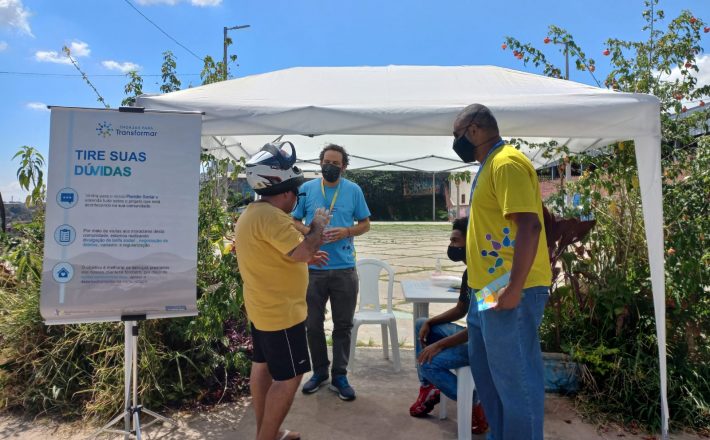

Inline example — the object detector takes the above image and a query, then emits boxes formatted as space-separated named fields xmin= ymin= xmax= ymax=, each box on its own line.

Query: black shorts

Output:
xmin=251 ymin=320 xmax=311 ymax=381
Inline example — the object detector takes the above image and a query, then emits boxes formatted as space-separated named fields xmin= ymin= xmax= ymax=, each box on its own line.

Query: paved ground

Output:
xmin=0 ymin=348 xmax=701 ymax=439
xmin=0 ymin=223 xmax=701 ymax=439
xmin=337 ymin=222 xmax=466 ymax=348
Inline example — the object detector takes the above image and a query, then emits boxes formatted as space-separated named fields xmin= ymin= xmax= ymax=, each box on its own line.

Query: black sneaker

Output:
xmin=302 ymin=374 xmax=329 ymax=394
xmin=328 ymin=375 xmax=356 ymax=401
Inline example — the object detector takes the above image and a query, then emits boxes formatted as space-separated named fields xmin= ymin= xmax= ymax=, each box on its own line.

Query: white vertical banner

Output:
xmin=41 ymin=107 xmax=203 ymax=324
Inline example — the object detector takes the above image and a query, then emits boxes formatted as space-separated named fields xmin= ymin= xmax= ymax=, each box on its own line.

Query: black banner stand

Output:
xmin=88 ymin=316 xmax=177 ymax=439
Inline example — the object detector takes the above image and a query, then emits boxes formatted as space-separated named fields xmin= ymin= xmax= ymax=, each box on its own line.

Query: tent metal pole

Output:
xmin=432 ymin=172 xmax=435 ymax=221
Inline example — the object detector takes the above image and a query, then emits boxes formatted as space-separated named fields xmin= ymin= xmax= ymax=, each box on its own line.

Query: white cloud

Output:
xmin=0 ymin=41 xmax=7 ymax=51
xmin=102 ymin=60 xmax=141 ymax=73
xmin=0 ymin=0 xmax=32 ymax=36
xmin=68 ymin=40 xmax=90 ymax=57
xmin=190 ymin=0 xmax=221 ymax=6
xmin=35 ymin=40 xmax=90 ymax=65
xmin=136 ymin=0 xmax=221 ymax=6
xmin=34 ymin=49 xmax=71 ymax=64
xmin=26 ymin=102 xmax=48 ymax=111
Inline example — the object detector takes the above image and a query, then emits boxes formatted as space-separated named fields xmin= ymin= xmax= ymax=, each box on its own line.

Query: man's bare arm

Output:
xmin=289 ymin=208 xmax=329 ymax=262
xmin=323 ymin=217 xmax=371 ymax=242
xmin=292 ymin=218 xmax=310 ymax=235
xmin=494 ymin=212 xmax=542 ymax=310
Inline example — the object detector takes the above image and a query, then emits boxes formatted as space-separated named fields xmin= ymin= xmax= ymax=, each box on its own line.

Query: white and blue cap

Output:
xmin=245 ymin=141 xmax=304 ymax=195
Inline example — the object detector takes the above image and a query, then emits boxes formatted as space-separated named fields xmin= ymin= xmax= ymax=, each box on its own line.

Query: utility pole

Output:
xmin=223 ymin=24 xmax=250 ymax=80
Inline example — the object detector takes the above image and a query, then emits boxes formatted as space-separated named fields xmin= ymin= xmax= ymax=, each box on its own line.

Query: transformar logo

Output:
xmin=96 ymin=121 xmax=113 ymax=138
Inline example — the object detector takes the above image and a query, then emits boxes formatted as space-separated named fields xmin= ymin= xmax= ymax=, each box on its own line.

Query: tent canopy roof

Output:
xmin=137 ymin=65 xmax=659 ymax=171
xmin=137 ymin=65 xmax=669 ymax=434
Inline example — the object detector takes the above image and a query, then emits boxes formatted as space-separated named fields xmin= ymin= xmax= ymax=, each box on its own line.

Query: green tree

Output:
xmin=160 ymin=50 xmax=181 ymax=93
xmin=506 ymin=0 xmax=709 ymax=431
xmin=122 ymin=71 xmax=144 ymax=107
xmin=0 ymin=151 xmax=250 ymax=420
xmin=200 ymin=55 xmax=229 ymax=85
xmin=12 ymin=146 xmax=45 ymax=208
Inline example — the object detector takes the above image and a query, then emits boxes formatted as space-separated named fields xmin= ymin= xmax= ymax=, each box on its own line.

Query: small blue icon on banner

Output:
xmin=54 ymin=224 xmax=76 ymax=246
xmin=56 ymin=188 xmax=78 ymax=209
xmin=52 ymin=262 xmax=74 ymax=283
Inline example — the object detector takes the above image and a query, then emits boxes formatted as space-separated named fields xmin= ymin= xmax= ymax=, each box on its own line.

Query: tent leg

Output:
xmin=432 ymin=172 xmax=436 ymax=221
xmin=565 ymin=157 xmax=572 ymax=207
xmin=634 ymin=136 xmax=669 ymax=439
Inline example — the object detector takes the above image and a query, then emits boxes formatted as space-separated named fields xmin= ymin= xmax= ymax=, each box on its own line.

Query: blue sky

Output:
xmin=1 ymin=0 xmax=708 ymax=201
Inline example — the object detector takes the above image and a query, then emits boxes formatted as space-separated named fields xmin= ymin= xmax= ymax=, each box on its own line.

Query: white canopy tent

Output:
xmin=136 ymin=65 xmax=668 ymax=437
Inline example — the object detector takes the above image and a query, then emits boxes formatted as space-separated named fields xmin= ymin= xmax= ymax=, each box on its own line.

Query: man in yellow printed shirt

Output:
xmin=452 ymin=104 xmax=552 ymax=440
xmin=235 ymin=142 xmax=329 ymax=440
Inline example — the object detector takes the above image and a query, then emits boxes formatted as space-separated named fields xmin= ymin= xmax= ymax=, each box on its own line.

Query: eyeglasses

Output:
xmin=453 ymin=120 xmax=475 ymax=139
xmin=453 ymin=109 xmax=482 ymax=138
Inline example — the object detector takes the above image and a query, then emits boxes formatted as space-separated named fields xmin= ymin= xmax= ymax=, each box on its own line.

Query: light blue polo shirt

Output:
xmin=292 ymin=178 xmax=371 ymax=270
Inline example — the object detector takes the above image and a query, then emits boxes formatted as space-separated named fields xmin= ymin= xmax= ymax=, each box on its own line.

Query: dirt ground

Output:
xmin=0 ymin=224 xmax=702 ymax=440
xmin=0 ymin=348 xmax=703 ymax=440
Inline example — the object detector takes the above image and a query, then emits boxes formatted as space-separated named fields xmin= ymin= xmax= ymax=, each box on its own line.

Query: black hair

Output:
xmin=452 ymin=216 xmax=468 ymax=237
xmin=456 ymin=103 xmax=499 ymax=132
xmin=319 ymin=144 xmax=350 ymax=167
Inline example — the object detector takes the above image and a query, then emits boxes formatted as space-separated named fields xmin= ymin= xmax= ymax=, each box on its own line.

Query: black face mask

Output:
xmin=447 ymin=246 xmax=466 ymax=263
xmin=321 ymin=163 xmax=342 ymax=183
xmin=453 ymin=135 xmax=477 ymax=163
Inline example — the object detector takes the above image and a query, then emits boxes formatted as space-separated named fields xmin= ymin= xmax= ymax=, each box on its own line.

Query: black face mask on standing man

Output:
xmin=321 ymin=163 xmax=341 ymax=183
xmin=452 ymin=134 xmax=477 ymax=163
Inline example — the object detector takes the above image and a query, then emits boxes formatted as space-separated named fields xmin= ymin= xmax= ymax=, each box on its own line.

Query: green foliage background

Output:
xmin=0 ymin=1 xmax=708 ymax=434
xmin=505 ymin=1 xmax=709 ymax=432
xmin=0 ymin=154 xmax=249 ymax=421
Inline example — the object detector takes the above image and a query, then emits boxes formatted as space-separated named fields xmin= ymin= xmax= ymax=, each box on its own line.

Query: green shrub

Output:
xmin=0 ymin=153 xmax=250 ymax=421
xmin=508 ymin=2 xmax=710 ymax=432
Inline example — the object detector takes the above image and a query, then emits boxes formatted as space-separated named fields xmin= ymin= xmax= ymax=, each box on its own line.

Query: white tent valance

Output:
xmin=136 ymin=65 xmax=668 ymax=437
xmin=138 ymin=65 xmax=659 ymax=172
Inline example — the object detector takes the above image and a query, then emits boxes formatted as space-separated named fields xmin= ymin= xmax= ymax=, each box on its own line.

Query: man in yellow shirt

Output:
xmin=235 ymin=142 xmax=329 ymax=440
xmin=452 ymin=104 xmax=552 ymax=440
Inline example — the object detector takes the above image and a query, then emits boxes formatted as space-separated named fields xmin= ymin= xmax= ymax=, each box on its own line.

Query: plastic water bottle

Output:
xmin=434 ymin=258 xmax=442 ymax=275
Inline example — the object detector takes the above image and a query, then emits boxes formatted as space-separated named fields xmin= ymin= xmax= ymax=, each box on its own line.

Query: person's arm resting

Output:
xmin=507 ymin=212 xmax=542 ymax=291
xmin=348 ymin=217 xmax=370 ymax=237
xmin=426 ymin=300 xmax=468 ymax=326
xmin=492 ymin=159 xmax=543 ymax=310
xmin=418 ymin=327 xmax=468 ymax=364
xmin=494 ymin=212 xmax=541 ymax=310
xmin=324 ymin=217 xmax=370 ymax=242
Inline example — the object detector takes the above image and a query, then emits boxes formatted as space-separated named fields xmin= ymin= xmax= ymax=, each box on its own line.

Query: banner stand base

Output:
xmin=88 ymin=319 xmax=178 ymax=440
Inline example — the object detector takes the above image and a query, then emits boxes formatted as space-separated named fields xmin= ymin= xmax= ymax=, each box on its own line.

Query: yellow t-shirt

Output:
xmin=466 ymin=144 xmax=552 ymax=290
xmin=234 ymin=201 xmax=307 ymax=331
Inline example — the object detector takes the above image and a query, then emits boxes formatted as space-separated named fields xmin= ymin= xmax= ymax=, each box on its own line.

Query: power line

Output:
xmin=0 ymin=71 xmax=201 ymax=78
xmin=123 ymin=0 xmax=205 ymax=62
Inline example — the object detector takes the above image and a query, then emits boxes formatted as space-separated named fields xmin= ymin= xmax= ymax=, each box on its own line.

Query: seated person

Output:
xmin=409 ymin=217 xmax=488 ymax=435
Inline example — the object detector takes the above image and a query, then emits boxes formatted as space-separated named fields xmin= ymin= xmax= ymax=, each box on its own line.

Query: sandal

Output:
xmin=278 ymin=429 xmax=301 ymax=440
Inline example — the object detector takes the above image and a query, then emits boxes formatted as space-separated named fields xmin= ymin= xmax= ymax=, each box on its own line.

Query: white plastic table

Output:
xmin=401 ymin=279 xmax=460 ymax=349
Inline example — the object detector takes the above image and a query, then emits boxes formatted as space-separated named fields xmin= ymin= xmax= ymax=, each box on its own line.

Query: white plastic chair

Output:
xmin=438 ymin=366 xmax=475 ymax=440
xmin=348 ymin=259 xmax=401 ymax=372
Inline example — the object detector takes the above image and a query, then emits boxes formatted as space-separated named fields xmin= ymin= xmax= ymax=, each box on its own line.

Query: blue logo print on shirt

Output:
xmin=480 ymin=227 xmax=515 ymax=274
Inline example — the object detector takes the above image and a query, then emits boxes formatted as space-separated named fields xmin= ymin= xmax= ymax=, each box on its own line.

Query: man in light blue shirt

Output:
xmin=292 ymin=144 xmax=371 ymax=401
